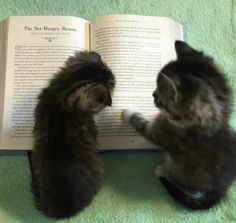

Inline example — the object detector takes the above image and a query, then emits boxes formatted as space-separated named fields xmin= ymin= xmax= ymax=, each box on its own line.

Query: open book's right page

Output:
xmin=91 ymin=15 xmax=183 ymax=150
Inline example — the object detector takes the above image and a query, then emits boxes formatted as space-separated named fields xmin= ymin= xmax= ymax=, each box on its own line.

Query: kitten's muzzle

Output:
xmin=153 ymin=91 xmax=161 ymax=107
xmin=152 ymin=90 xmax=158 ymax=98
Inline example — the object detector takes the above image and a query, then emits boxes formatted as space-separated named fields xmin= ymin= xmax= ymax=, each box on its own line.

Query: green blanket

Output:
xmin=0 ymin=0 xmax=236 ymax=222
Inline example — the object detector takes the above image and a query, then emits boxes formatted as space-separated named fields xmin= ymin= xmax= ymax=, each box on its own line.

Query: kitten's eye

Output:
xmin=108 ymin=80 xmax=115 ymax=87
xmin=171 ymin=114 xmax=181 ymax=121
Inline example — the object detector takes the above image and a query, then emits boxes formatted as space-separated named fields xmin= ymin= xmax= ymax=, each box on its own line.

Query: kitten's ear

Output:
xmin=65 ymin=51 xmax=102 ymax=68
xmin=89 ymin=52 xmax=102 ymax=63
xmin=175 ymin=41 xmax=203 ymax=61
xmin=159 ymin=72 xmax=182 ymax=103
xmin=192 ymin=96 xmax=213 ymax=125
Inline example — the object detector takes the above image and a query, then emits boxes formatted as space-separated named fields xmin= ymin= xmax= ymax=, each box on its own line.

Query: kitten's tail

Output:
xmin=159 ymin=177 xmax=225 ymax=210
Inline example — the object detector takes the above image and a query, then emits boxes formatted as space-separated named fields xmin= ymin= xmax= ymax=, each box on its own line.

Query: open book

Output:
xmin=0 ymin=15 xmax=184 ymax=150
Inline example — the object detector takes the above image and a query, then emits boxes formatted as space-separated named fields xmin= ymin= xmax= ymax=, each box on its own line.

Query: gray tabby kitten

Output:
xmin=123 ymin=41 xmax=236 ymax=210
xmin=30 ymin=51 xmax=115 ymax=219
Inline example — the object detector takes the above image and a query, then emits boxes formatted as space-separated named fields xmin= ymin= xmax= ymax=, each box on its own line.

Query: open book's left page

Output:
xmin=0 ymin=16 xmax=90 ymax=150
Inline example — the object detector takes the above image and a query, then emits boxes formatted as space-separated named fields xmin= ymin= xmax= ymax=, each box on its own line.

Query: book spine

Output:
xmin=0 ymin=18 xmax=9 ymax=149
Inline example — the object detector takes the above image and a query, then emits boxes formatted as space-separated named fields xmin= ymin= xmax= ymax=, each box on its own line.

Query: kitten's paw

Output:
xmin=122 ymin=109 xmax=137 ymax=123
xmin=154 ymin=164 xmax=166 ymax=177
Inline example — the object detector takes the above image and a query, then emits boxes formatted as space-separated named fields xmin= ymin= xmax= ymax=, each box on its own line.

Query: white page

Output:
xmin=91 ymin=15 xmax=183 ymax=150
xmin=0 ymin=16 xmax=89 ymax=150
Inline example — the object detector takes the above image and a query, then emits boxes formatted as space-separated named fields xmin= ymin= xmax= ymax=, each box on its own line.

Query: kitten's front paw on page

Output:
xmin=122 ymin=109 xmax=137 ymax=123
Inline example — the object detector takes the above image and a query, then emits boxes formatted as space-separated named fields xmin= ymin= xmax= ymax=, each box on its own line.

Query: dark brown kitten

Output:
xmin=30 ymin=51 xmax=115 ymax=219
xmin=123 ymin=41 xmax=236 ymax=210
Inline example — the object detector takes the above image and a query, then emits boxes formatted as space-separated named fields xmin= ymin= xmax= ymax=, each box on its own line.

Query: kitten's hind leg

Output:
xmin=154 ymin=154 xmax=174 ymax=179
xmin=154 ymin=163 xmax=168 ymax=178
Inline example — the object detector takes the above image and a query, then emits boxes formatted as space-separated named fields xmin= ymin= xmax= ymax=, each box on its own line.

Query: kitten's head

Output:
xmin=153 ymin=41 xmax=230 ymax=129
xmin=58 ymin=51 xmax=115 ymax=113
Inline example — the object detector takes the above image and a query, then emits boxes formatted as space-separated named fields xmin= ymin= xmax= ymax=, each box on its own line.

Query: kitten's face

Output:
xmin=153 ymin=41 xmax=217 ymax=127
xmin=153 ymin=74 xmax=198 ymax=127
xmin=65 ymin=52 xmax=115 ymax=113
xmin=67 ymin=81 xmax=114 ymax=113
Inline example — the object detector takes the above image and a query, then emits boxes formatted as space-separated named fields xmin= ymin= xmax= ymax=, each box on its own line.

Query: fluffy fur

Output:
xmin=123 ymin=41 xmax=236 ymax=210
xmin=29 ymin=51 xmax=115 ymax=219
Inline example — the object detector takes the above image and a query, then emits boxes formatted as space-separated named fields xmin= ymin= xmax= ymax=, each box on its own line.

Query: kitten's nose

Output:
xmin=152 ymin=90 xmax=157 ymax=98
xmin=104 ymin=94 xmax=112 ymax=106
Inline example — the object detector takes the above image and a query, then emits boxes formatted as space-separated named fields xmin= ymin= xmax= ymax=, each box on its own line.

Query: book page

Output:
xmin=91 ymin=15 xmax=183 ymax=150
xmin=0 ymin=16 xmax=89 ymax=150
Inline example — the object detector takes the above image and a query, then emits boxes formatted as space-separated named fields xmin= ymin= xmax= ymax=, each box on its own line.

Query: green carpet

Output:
xmin=0 ymin=0 xmax=236 ymax=222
